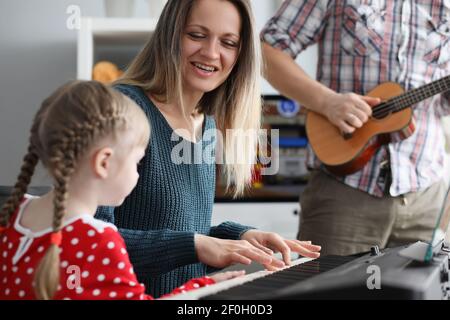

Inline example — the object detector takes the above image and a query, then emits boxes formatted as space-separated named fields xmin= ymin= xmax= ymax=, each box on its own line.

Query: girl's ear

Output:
xmin=92 ymin=147 xmax=114 ymax=179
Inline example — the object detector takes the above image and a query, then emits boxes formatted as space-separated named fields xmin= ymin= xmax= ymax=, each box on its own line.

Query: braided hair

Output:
xmin=0 ymin=80 xmax=150 ymax=299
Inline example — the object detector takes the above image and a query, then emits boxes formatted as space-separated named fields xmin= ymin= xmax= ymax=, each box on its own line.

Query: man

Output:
xmin=261 ymin=0 xmax=450 ymax=255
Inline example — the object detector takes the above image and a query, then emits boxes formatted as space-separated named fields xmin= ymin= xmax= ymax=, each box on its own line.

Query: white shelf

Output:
xmin=77 ymin=17 xmax=158 ymax=80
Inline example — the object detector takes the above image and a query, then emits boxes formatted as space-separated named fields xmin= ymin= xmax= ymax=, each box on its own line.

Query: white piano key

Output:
xmin=162 ymin=257 xmax=314 ymax=300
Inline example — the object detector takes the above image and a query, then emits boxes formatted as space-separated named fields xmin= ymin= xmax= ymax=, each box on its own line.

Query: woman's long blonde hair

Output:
xmin=0 ymin=81 xmax=150 ymax=299
xmin=116 ymin=0 xmax=262 ymax=196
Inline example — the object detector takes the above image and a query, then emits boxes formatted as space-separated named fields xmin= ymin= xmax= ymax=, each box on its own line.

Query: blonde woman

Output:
xmin=96 ymin=0 xmax=321 ymax=297
xmin=0 ymin=81 xmax=246 ymax=300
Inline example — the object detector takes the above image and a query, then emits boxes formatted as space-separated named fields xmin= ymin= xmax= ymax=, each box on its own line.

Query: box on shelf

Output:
xmin=277 ymin=137 xmax=309 ymax=182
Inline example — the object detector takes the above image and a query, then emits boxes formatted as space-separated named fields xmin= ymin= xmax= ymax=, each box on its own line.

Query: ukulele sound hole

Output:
xmin=343 ymin=132 xmax=353 ymax=140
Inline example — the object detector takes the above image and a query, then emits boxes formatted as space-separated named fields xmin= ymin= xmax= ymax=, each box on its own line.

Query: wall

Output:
xmin=0 ymin=0 xmax=102 ymax=186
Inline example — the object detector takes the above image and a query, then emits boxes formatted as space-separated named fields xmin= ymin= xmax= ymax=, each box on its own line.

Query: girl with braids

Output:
xmin=0 ymin=81 xmax=244 ymax=300
xmin=96 ymin=0 xmax=321 ymax=298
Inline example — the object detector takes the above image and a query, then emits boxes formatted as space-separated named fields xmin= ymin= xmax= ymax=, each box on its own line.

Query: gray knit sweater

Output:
xmin=95 ymin=84 xmax=253 ymax=298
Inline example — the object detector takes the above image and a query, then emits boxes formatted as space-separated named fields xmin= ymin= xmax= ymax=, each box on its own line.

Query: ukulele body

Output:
xmin=306 ymin=82 xmax=415 ymax=176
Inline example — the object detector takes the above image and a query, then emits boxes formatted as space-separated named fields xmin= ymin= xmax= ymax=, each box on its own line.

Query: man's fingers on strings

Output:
xmin=352 ymin=107 xmax=369 ymax=123
xmin=345 ymin=113 xmax=363 ymax=128
xmin=339 ymin=121 xmax=355 ymax=135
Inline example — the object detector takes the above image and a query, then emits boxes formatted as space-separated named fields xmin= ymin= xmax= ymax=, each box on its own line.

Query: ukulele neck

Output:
xmin=373 ymin=76 xmax=450 ymax=117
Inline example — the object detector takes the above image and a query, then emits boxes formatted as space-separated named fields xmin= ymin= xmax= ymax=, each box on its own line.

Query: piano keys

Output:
xmin=165 ymin=242 xmax=450 ymax=300
xmin=205 ymin=255 xmax=355 ymax=300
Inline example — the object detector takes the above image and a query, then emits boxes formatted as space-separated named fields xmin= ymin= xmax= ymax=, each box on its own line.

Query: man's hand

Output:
xmin=322 ymin=92 xmax=380 ymax=134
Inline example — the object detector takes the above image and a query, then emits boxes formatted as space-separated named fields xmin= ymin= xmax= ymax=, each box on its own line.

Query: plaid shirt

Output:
xmin=262 ymin=0 xmax=450 ymax=197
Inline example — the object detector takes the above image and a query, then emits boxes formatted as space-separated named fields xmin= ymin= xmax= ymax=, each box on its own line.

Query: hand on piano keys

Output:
xmin=240 ymin=230 xmax=321 ymax=269
xmin=195 ymin=230 xmax=320 ymax=273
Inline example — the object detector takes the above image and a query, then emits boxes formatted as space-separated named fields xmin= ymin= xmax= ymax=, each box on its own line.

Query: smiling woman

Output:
xmin=95 ymin=0 xmax=320 ymax=298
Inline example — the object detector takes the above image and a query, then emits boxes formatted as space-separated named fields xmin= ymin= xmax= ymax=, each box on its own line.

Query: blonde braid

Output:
xmin=0 ymin=144 xmax=39 ymax=228
xmin=34 ymin=139 xmax=76 ymax=300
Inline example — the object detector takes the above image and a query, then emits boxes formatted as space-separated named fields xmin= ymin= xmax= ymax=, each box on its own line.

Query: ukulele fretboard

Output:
xmin=373 ymin=75 xmax=450 ymax=118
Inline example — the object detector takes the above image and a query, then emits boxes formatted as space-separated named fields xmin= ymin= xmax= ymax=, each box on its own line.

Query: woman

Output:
xmin=96 ymin=0 xmax=320 ymax=297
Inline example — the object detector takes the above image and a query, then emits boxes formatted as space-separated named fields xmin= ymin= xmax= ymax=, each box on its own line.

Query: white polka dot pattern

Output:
xmin=0 ymin=207 xmax=215 ymax=300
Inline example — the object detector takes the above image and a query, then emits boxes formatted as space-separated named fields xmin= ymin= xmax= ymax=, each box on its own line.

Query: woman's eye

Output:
xmin=222 ymin=40 xmax=239 ymax=48
xmin=188 ymin=32 xmax=205 ymax=39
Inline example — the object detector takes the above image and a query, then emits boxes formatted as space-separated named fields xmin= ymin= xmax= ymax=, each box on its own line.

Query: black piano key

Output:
xmin=204 ymin=255 xmax=356 ymax=300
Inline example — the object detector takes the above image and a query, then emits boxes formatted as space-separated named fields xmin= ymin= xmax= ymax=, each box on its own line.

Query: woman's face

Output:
xmin=181 ymin=0 xmax=242 ymax=96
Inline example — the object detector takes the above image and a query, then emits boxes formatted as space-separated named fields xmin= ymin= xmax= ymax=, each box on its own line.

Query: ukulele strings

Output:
xmin=372 ymin=78 xmax=450 ymax=118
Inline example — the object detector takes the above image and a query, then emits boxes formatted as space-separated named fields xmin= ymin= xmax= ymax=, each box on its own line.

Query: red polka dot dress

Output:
xmin=0 ymin=197 xmax=215 ymax=300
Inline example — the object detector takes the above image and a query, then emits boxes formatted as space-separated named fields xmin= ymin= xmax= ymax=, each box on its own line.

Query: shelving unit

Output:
xmin=215 ymin=95 xmax=309 ymax=202
xmin=77 ymin=17 xmax=158 ymax=80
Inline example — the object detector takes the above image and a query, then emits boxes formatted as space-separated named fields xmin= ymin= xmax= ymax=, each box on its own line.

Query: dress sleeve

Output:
xmin=77 ymin=228 xmax=154 ymax=300
xmin=160 ymin=277 xmax=216 ymax=299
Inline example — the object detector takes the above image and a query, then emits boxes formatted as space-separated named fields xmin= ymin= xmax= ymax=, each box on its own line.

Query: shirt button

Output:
xmin=402 ymin=196 xmax=408 ymax=206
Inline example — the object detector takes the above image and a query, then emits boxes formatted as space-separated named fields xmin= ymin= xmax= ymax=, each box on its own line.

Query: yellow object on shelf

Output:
xmin=92 ymin=61 xmax=123 ymax=84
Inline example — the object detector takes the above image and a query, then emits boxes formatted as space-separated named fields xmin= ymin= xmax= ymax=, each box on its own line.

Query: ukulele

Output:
xmin=305 ymin=75 xmax=450 ymax=176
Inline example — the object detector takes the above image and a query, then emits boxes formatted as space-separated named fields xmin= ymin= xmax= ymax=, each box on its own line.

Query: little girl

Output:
xmin=0 ymin=81 xmax=243 ymax=300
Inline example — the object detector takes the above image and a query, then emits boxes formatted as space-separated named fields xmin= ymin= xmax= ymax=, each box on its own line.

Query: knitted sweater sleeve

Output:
xmin=95 ymin=206 xmax=198 ymax=277
xmin=208 ymin=221 xmax=256 ymax=240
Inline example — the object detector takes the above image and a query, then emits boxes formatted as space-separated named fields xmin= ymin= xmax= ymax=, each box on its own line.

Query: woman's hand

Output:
xmin=240 ymin=230 xmax=321 ymax=270
xmin=194 ymin=234 xmax=285 ymax=269
xmin=209 ymin=270 xmax=246 ymax=283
